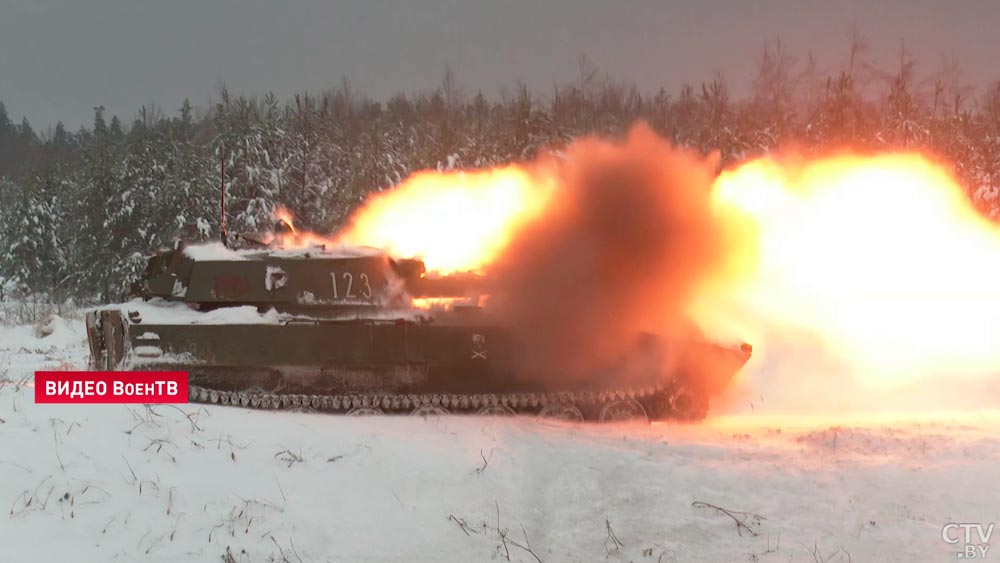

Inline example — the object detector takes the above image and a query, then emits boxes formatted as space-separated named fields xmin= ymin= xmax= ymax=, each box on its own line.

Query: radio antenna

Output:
xmin=220 ymin=145 xmax=228 ymax=247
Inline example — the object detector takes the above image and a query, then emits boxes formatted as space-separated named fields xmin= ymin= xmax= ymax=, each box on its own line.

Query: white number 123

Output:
xmin=330 ymin=272 xmax=373 ymax=299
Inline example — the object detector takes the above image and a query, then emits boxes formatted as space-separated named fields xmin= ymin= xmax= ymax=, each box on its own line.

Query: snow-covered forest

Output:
xmin=3 ymin=42 xmax=1000 ymax=305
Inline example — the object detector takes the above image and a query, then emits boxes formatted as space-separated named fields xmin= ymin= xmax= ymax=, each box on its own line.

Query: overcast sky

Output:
xmin=2 ymin=0 xmax=998 ymax=131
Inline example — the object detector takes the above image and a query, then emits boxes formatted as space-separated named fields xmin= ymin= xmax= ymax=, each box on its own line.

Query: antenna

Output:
xmin=220 ymin=145 xmax=228 ymax=247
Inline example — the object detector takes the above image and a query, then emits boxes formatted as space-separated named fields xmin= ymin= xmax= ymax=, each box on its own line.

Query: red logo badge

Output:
xmin=34 ymin=371 xmax=188 ymax=403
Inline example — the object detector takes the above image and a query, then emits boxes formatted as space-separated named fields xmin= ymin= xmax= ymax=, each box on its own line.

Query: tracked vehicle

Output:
xmin=86 ymin=237 xmax=751 ymax=422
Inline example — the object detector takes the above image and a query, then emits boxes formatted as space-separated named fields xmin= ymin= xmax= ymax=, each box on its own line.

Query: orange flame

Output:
xmin=270 ymin=205 xmax=352 ymax=249
xmin=336 ymin=166 xmax=556 ymax=274
xmin=274 ymin=206 xmax=298 ymax=235
xmin=701 ymin=152 xmax=1000 ymax=401
xmin=267 ymin=139 xmax=1000 ymax=413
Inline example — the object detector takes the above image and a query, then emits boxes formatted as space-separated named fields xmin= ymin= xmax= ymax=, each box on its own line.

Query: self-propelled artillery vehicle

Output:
xmin=86 ymin=235 xmax=751 ymax=422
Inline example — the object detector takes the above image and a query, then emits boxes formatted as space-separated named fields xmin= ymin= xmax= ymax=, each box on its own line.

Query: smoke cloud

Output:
xmin=485 ymin=124 xmax=730 ymax=384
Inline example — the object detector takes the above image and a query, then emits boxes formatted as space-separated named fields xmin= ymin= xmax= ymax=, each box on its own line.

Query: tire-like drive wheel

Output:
xmin=411 ymin=405 xmax=449 ymax=417
xmin=669 ymin=386 xmax=708 ymax=420
xmin=598 ymin=399 xmax=649 ymax=423
xmin=538 ymin=403 xmax=584 ymax=422
xmin=477 ymin=405 xmax=517 ymax=417
xmin=347 ymin=407 xmax=384 ymax=416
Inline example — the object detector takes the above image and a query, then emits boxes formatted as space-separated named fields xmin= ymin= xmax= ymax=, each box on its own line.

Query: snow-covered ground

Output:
xmin=2 ymin=313 xmax=999 ymax=562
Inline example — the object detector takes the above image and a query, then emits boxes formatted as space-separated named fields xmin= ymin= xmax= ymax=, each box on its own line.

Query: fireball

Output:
xmin=337 ymin=166 xmax=556 ymax=274
xmin=269 ymin=131 xmax=1000 ymax=411
xmin=274 ymin=205 xmax=298 ymax=235
xmin=704 ymin=152 xmax=1000 ymax=387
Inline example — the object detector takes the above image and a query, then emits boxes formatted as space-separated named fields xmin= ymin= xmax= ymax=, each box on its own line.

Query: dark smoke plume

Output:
xmin=485 ymin=123 xmax=727 ymax=383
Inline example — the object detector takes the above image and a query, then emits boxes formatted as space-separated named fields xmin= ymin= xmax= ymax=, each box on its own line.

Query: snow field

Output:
xmin=1 ymin=315 xmax=998 ymax=562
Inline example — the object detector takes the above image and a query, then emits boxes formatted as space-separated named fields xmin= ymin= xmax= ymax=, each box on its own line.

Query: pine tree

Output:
xmin=213 ymin=90 xmax=292 ymax=234
xmin=109 ymin=115 xmax=125 ymax=145
xmin=76 ymin=106 xmax=126 ymax=300
xmin=167 ymin=101 xmax=216 ymax=241
xmin=0 ymin=168 xmax=70 ymax=297
xmin=880 ymin=46 xmax=929 ymax=148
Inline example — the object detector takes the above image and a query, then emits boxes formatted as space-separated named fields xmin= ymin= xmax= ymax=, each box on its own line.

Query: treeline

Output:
xmin=2 ymin=41 xmax=1000 ymax=303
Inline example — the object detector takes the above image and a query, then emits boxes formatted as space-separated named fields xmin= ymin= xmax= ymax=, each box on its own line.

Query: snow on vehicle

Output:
xmin=84 ymin=233 xmax=751 ymax=422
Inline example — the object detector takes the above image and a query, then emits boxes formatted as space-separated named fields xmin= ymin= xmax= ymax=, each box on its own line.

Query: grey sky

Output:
xmin=2 ymin=0 xmax=998 ymax=131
